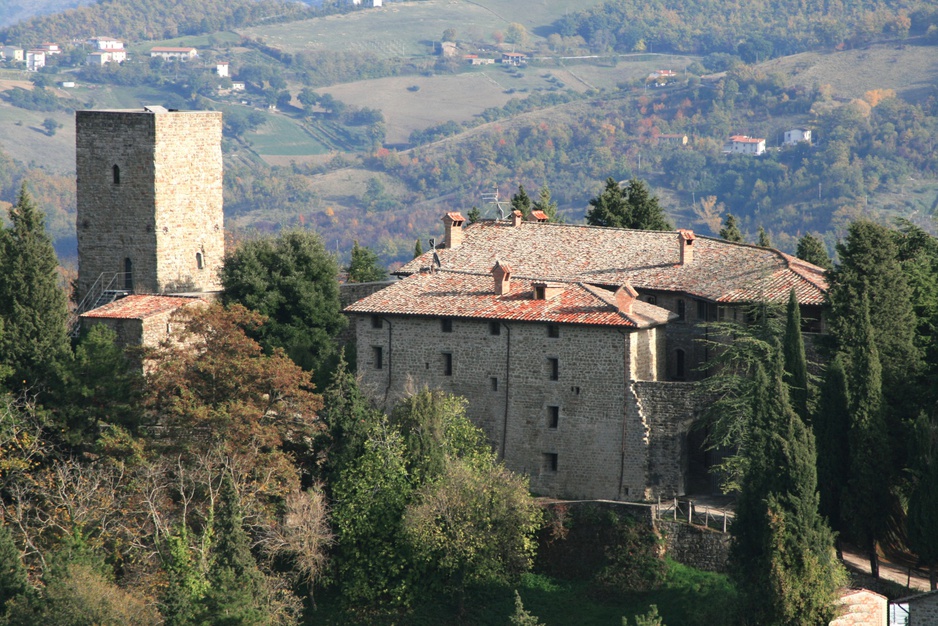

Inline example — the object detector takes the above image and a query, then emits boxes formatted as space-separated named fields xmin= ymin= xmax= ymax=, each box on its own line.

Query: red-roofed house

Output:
xmin=81 ymin=295 xmax=206 ymax=349
xmin=345 ymin=216 xmax=828 ymax=500
xmin=726 ymin=134 xmax=766 ymax=155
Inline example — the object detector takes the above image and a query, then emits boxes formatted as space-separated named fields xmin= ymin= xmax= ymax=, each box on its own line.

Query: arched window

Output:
xmin=674 ymin=349 xmax=686 ymax=380
xmin=124 ymin=258 xmax=133 ymax=291
xmin=196 ymin=251 xmax=204 ymax=270
xmin=112 ymin=164 xmax=120 ymax=185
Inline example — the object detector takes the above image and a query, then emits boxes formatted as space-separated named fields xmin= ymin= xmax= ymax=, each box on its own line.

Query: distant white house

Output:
xmin=37 ymin=43 xmax=61 ymax=55
xmin=89 ymin=37 xmax=126 ymax=62
xmin=61 ymin=81 xmax=76 ymax=88
xmin=647 ymin=69 xmax=677 ymax=86
xmin=465 ymin=55 xmax=495 ymax=65
xmin=0 ymin=46 xmax=23 ymax=62
xmin=231 ymin=81 xmax=246 ymax=91
xmin=86 ymin=52 xmax=111 ymax=66
xmin=783 ymin=128 xmax=812 ymax=146
xmin=726 ymin=134 xmax=766 ymax=155
xmin=150 ymin=47 xmax=198 ymax=61
xmin=501 ymin=52 xmax=527 ymax=66
xmin=216 ymin=62 xmax=229 ymax=77
xmin=25 ymin=50 xmax=45 ymax=71
xmin=656 ymin=133 xmax=688 ymax=146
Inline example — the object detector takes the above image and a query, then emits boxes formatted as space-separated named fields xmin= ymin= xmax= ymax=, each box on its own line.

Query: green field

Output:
xmin=243 ymin=112 xmax=331 ymax=158
xmin=238 ymin=0 xmax=605 ymax=57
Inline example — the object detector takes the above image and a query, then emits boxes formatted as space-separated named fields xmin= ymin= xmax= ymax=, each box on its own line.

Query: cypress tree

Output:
xmin=0 ymin=183 xmax=70 ymax=391
xmin=201 ymin=474 xmax=270 ymax=625
xmin=718 ymin=214 xmax=743 ymax=242
xmin=730 ymin=355 xmax=844 ymax=625
xmin=814 ymin=354 xmax=850 ymax=557
xmin=757 ymin=226 xmax=771 ymax=247
xmin=783 ymin=289 xmax=809 ymax=421
xmin=907 ymin=415 xmax=938 ymax=590
xmin=0 ymin=523 xmax=28 ymax=613
xmin=413 ymin=238 xmax=424 ymax=258
xmin=841 ymin=294 xmax=891 ymax=579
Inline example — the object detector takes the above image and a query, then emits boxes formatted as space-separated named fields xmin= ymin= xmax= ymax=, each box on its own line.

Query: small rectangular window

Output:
xmin=441 ymin=318 xmax=453 ymax=333
xmin=534 ymin=285 xmax=546 ymax=299
xmin=443 ymin=352 xmax=453 ymax=376
xmin=697 ymin=299 xmax=708 ymax=321
xmin=677 ymin=299 xmax=685 ymax=321
xmin=491 ymin=377 xmax=499 ymax=391
xmin=543 ymin=453 xmax=558 ymax=472
xmin=371 ymin=315 xmax=383 ymax=329
xmin=489 ymin=320 xmax=501 ymax=335
xmin=548 ymin=406 xmax=559 ymax=429
xmin=373 ymin=346 xmax=383 ymax=370
xmin=548 ymin=357 xmax=559 ymax=381
xmin=547 ymin=324 xmax=560 ymax=338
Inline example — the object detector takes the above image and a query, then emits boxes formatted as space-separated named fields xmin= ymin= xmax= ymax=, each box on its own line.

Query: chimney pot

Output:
xmin=442 ymin=212 xmax=465 ymax=249
xmin=492 ymin=260 xmax=512 ymax=295
xmin=678 ymin=229 xmax=695 ymax=265
xmin=615 ymin=283 xmax=639 ymax=314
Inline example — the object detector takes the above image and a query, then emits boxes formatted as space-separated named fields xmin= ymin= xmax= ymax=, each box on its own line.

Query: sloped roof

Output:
xmin=345 ymin=270 xmax=673 ymax=328
xmin=80 ymin=295 xmax=202 ymax=320
xmin=396 ymin=221 xmax=828 ymax=305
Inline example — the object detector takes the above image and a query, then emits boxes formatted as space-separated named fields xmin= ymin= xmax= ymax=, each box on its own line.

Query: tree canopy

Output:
xmin=585 ymin=178 xmax=672 ymax=230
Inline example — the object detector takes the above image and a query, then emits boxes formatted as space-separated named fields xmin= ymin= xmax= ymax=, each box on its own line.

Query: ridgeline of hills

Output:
xmin=0 ymin=0 xmax=936 ymax=268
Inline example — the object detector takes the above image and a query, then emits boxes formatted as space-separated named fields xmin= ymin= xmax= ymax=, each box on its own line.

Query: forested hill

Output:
xmin=0 ymin=0 xmax=96 ymax=29
xmin=0 ymin=0 xmax=315 ymax=46
xmin=557 ymin=0 xmax=937 ymax=58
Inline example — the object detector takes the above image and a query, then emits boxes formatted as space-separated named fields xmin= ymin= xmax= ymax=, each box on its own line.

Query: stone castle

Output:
xmin=72 ymin=108 xmax=830 ymax=502
xmin=345 ymin=211 xmax=828 ymax=501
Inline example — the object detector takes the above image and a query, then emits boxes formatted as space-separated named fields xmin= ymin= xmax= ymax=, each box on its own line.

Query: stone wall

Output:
xmin=657 ymin=519 xmax=730 ymax=573
xmin=76 ymin=110 xmax=223 ymax=302
xmin=634 ymin=381 xmax=700 ymax=498
xmin=338 ymin=281 xmax=396 ymax=348
xmin=909 ymin=593 xmax=938 ymax=625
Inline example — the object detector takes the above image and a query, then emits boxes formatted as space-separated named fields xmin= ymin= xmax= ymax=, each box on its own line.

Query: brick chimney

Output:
xmin=678 ymin=229 xmax=695 ymax=265
xmin=442 ymin=212 xmax=465 ymax=248
xmin=615 ymin=283 xmax=639 ymax=314
xmin=512 ymin=210 xmax=523 ymax=227
xmin=492 ymin=260 xmax=512 ymax=295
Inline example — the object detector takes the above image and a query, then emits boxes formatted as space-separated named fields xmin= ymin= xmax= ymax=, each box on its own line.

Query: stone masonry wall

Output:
xmin=355 ymin=314 xmax=661 ymax=500
xmin=76 ymin=110 xmax=223 ymax=302
xmin=910 ymin=593 xmax=938 ymax=625
xmin=657 ymin=519 xmax=730 ymax=573
xmin=634 ymin=381 xmax=699 ymax=498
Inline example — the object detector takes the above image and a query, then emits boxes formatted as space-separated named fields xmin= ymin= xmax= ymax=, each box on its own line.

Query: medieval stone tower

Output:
xmin=75 ymin=107 xmax=224 ymax=304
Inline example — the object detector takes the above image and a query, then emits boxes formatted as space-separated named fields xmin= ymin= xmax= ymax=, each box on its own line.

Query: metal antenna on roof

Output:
xmin=431 ymin=251 xmax=442 ymax=273
xmin=481 ymin=185 xmax=509 ymax=220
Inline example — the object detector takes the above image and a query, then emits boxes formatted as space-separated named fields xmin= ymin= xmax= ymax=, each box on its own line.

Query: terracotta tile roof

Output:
xmin=397 ymin=221 xmax=827 ymax=305
xmin=345 ymin=270 xmax=673 ymax=328
xmin=80 ymin=295 xmax=202 ymax=320
xmin=729 ymin=135 xmax=765 ymax=143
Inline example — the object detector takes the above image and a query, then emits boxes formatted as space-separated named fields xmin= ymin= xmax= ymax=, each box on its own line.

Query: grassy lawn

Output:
xmin=309 ymin=560 xmax=738 ymax=625
xmin=243 ymin=112 xmax=331 ymax=157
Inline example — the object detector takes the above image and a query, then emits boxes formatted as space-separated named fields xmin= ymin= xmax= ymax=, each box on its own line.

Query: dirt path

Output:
xmin=840 ymin=543 xmax=930 ymax=592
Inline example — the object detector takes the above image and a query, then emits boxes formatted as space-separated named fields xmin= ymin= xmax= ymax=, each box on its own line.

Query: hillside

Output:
xmin=0 ymin=0 xmax=936 ymax=267
xmin=0 ymin=0 xmax=95 ymax=29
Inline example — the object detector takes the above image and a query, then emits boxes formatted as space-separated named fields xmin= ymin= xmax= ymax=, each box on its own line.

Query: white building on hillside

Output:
xmin=726 ymin=135 xmax=766 ymax=155
xmin=26 ymin=50 xmax=45 ymax=71
xmin=783 ymin=128 xmax=812 ymax=146
xmin=90 ymin=38 xmax=126 ymax=62
xmin=150 ymin=47 xmax=198 ymax=61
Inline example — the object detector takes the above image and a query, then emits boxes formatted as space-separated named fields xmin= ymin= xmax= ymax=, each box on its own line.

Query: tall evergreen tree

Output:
xmin=813 ymin=354 xmax=850 ymax=557
xmin=200 ymin=473 xmax=271 ymax=625
xmin=730 ymin=356 xmax=844 ymax=625
xmin=510 ymin=185 xmax=532 ymax=218
xmin=757 ymin=226 xmax=771 ymax=247
xmin=413 ymin=239 xmax=424 ymax=258
xmin=907 ymin=413 xmax=938 ymax=590
xmin=466 ymin=206 xmax=482 ymax=224
xmin=0 ymin=522 xmax=28 ymax=613
xmin=796 ymin=233 xmax=832 ymax=270
xmin=718 ymin=213 xmax=743 ymax=242
xmin=585 ymin=178 xmax=671 ymax=230
xmin=783 ymin=289 xmax=809 ymax=421
xmin=0 ymin=184 xmax=70 ymax=391
xmin=531 ymin=184 xmax=561 ymax=223
xmin=346 ymin=240 xmax=387 ymax=283
xmin=841 ymin=294 xmax=891 ymax=579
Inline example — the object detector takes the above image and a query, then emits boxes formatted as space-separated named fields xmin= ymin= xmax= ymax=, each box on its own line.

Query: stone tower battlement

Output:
xmin=75 ymin=108 xmax=224 ymax=303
